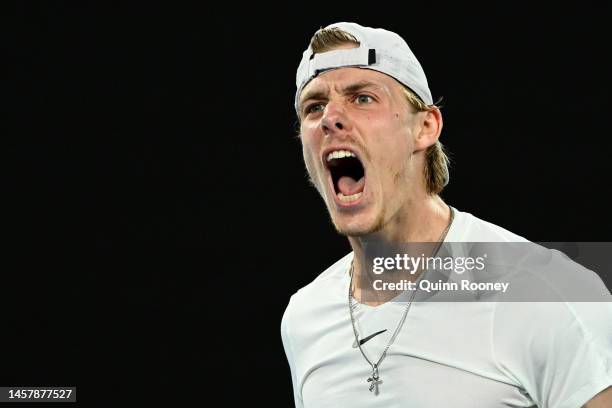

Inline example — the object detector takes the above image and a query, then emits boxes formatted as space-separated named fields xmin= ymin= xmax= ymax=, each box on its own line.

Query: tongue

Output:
xmin=337 ymin=176 xmax=365 ymax=196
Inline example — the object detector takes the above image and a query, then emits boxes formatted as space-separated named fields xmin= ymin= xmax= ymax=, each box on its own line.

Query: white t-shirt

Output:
xmin=281 ymin=207 xmax=612 ymax=407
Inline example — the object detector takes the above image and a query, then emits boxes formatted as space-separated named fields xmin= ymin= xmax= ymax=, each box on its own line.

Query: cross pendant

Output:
xmin=367 ymin=365 xmax=382 ymax=395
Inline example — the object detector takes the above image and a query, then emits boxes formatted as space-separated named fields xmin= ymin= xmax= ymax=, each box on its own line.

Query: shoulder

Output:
xmin=281 ymin=252 xmax=352 ymax=358
xmin=281 ymin=252 xmax=352 ymax=323
xmin=491 ymin=298 xmax=612 ymax=407
xmin=490 ymin=249 xmax=612 ymax=406
xmin=448 ymin=207 xmax=529 ymax=243
xmin=293 ymin=251 xmax=352 ymax=300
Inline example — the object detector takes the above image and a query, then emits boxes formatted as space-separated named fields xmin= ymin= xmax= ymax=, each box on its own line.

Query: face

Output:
xmin=298 ymin=67 xmax=429 ymax=237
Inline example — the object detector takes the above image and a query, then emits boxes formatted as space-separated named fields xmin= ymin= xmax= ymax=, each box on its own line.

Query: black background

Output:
xmin=5 ymin=2 xmax=611 ymax=406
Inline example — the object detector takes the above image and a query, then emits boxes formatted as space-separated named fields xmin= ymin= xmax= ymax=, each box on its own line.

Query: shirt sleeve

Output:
xmin=493 ymin=300 xmax=612 ymax=408
xmin=281 ymin=295 xmax=304 ymax=408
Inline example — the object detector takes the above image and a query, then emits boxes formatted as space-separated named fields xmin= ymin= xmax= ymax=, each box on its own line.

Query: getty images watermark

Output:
xmin=354 ymin=242 xmax=612 ymax=302
xmin=370 ymin=252 xmax=509 ymax=293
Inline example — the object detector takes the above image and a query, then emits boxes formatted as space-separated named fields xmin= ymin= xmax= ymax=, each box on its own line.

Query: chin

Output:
xmin=331 ymin=212 xmax=385 ymax=237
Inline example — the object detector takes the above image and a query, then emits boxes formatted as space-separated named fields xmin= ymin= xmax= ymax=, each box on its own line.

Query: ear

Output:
xmin=413 ymin=107 xmax=443 ymax=152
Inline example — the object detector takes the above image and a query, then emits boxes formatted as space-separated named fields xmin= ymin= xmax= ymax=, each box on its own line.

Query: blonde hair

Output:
xmin=306 ymin=27 xmax=450 ymax=195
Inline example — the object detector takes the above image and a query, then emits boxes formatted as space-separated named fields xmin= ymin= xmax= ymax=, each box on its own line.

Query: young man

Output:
xmin=281 ymin=22 xmax=612 ymax=407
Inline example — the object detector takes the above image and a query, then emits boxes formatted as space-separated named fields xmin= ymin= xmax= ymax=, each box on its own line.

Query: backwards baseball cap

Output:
xmin=295 ymin=22 xmax=433 ymax=113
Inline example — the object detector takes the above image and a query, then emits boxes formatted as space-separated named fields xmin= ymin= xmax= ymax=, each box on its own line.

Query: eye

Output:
xmin=355 ymin=94 xmax=374 ymax=104
xmin=305 ymin=102 xmax=325 ymax=115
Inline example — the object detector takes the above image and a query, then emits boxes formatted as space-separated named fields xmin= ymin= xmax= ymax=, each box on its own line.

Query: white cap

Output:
xmin=295 ymin=22 xmax=433 ymax=113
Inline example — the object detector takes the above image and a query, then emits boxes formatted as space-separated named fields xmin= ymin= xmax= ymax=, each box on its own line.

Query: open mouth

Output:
xmin=325 ymin=150 xmax=366 ymax=204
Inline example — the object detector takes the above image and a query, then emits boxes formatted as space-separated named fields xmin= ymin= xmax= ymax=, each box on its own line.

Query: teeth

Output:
xmin=327 ymin=150 xmax=356 ymax=162
xmin=338 ymin=191 xmax=363 ymax=202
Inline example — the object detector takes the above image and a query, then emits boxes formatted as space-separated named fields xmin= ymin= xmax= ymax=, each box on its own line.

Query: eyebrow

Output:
xmin=299 ymin=80 xmax=380 ymax=109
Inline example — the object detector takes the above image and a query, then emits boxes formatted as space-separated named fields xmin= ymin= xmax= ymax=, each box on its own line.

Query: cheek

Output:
xmin=302 ymin=144 xmax=316 ymax=175
xmin=378 ymin=124 xmax=411 ymax=169
xmin=300 ymin=124 xmax=322 ymax=162
xmin=300 ymin=138 xmax=319 ymax=176
xmin=370 ymin=133 xmax=412 ymax=188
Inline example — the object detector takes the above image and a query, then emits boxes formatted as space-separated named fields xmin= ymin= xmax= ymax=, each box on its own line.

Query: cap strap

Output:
xmin=308 ymin=47 xmax=375 ymax=77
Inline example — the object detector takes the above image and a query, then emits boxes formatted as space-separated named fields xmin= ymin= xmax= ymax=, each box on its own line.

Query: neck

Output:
xmin=348 ymin=195 xmax=451 ymax=305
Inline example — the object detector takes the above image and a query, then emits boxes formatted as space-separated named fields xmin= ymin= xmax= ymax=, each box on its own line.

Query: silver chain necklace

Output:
xmin=348 ymin=207 xmax=454 ymax=395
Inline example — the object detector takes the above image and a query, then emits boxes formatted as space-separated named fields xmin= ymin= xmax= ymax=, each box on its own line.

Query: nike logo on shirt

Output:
xmin=352 ymin=329 xmax=388 ymax=348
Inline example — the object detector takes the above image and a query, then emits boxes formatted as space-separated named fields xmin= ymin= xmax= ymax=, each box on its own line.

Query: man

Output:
xmin=281 ymin=22 xmax=612 ymax=407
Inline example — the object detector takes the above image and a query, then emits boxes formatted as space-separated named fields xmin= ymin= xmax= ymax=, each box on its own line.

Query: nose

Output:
xmin=321 ymin=101 xmax=351 ymax=135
